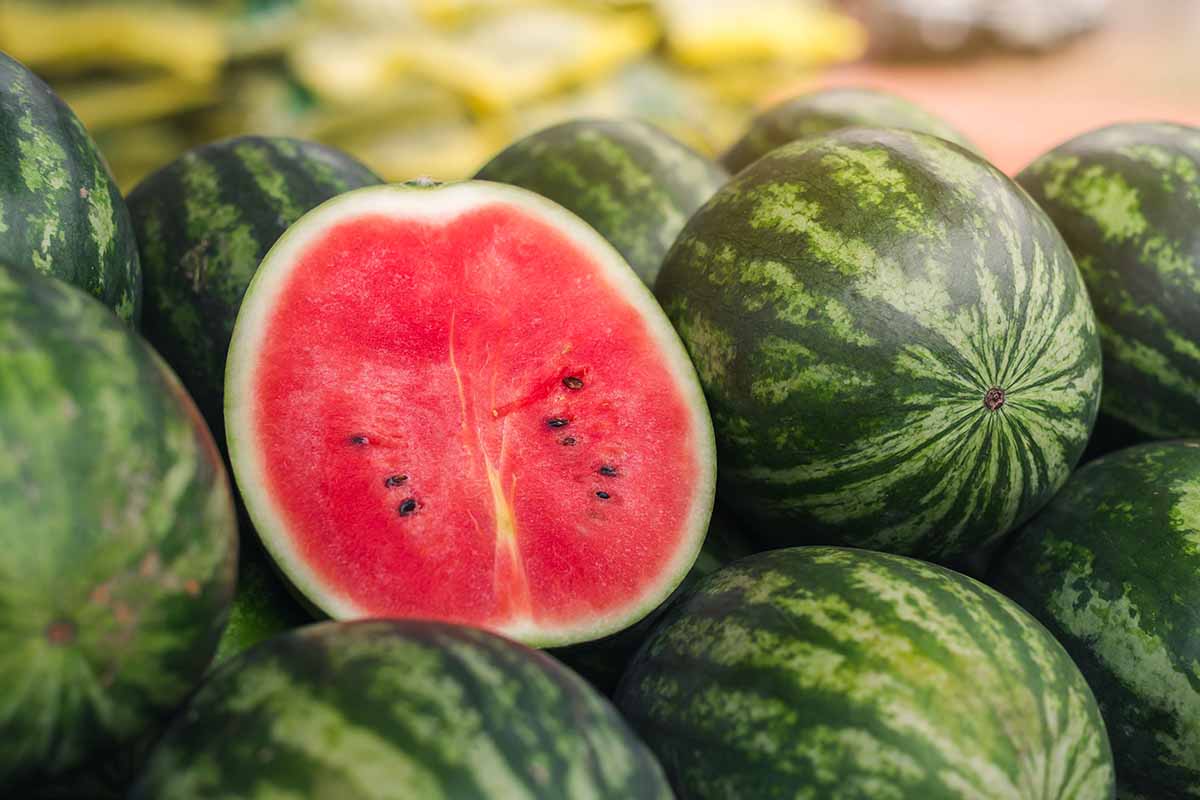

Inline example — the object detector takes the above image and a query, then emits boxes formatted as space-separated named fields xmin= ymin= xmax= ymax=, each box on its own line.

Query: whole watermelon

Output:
xmin=721 ymin=86 xmax=977 ymax=173
xmin=210 ymin=537 xmax=310 ymax=667
xmin=475 ymin=118 xmax=728 ymax=286
xmin=992 ymin=441 xmax=1200 ymax=799
xmin=0 ymin=262 xmax=237 ymax=782
xmin=126 ymin=135 xmax=381 ymax=447
xmin=0 ymin=51 xmax=141 ymax=323
xmin=616 ymin=547 xmax=1115 ymax=799
xmin=1018 ymin=123 xmax=1200 ymax=448
xmin=656 ymin=127 xmax=1102 ymax=562
xmin=130 ymin=620 xmax=673 ymax=799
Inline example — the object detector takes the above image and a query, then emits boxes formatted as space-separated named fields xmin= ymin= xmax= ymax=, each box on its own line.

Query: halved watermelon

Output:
xmin=225 ymin=181 xmax=716 ymax=647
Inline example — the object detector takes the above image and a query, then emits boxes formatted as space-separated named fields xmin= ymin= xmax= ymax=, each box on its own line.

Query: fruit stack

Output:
xmin=3 ymin=41 xmax=1200 ymax=800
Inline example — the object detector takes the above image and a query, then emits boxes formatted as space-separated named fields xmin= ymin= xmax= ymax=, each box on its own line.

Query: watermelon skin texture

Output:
xmin=211 ymin=537 xmax=310 ymax=667
xmin=616 ymin=547 xmax=1115 ymax=800
xmin=475 ymin=118 xmax=728 ymax=286
xmin=126 ymin=135 xmax=381 ymax=448
xmin=0 ymin=51 xmax=141 ymax=324
xmin=0 ymin=262 xmax=238 ymax=781
xmin=1018 ymin=123 xmax=1200 ymax=448
xmin=991 ymin=441 xmax=1200 ymax=799
xmin=656 ymin=127 xmax=1102 ymax=562
xmin=721 ymin=87 xmax=977 ymax=174
xmin=131 ymin=620 xmax=674 ymax=800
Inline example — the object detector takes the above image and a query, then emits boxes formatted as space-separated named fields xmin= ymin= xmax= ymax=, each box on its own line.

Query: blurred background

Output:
xmin=2 ymin=0 xmax=1196 ymax=190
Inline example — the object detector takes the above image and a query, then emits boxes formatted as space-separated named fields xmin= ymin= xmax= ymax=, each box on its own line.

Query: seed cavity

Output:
xmin=598 ymin=465 xmax=617 ymax=477
xmin=983 ymin=387 xmax=1006 ymax=411
xmin=561 ymin=437 xmax=577 ymax=446
xmin=562 ymin=376 xmax=584 ymax=390
xmin=385 ymin=474 xmax=408 ymax=488
xmin=595 ymin=491 xmax=611 ymax=500
xmin=45 ymin=619 xmax=76 ymax=646
xmin=349 ymin=434 xmax=369 ymax=446
xmin=547 ymin=417 xmax=569 ymax=428
xmin=398 ymin=498 xmax=418 ymax=516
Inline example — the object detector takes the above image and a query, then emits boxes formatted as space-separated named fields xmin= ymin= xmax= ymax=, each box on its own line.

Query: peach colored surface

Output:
xmin=801 ymin=2 xmax=1200 ymax=174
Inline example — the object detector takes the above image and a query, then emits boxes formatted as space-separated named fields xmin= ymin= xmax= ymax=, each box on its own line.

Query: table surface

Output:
xmin=801 ymin=1 xmax=1200 ymax=173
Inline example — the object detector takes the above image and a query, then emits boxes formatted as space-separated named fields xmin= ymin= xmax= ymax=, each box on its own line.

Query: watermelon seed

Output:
xmin=595 ymin=491 xmax=611 ymax=500
xmin=398 ymin=498 xmax=418 ymax=515
xmin=385 ymin=474 xmax=408 ymax=487
xmin=561 ymin=437 xmax=577 ymax=446
xmin=547 ymin=417 xmax=570 ymax=428
xmin=563 ymin=376 xmax=584 ymax=390
xmin=983 ymin=387 xmax=1006 ymax=411
xmin=599 ymin=465 xmax=618 ymax=477
xmin=349 ymin=434 xmax=369 ymax=446
xmin=45 ymin=619 xmax=76 ymax=645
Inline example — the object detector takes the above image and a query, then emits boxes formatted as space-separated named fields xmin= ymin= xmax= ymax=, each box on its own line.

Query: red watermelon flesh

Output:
xmin=225 ymin=182 xmax=715 ymax=647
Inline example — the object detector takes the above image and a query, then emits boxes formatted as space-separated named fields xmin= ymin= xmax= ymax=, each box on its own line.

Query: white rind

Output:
xmin=225 ymin=180 xmax=717 ymax=648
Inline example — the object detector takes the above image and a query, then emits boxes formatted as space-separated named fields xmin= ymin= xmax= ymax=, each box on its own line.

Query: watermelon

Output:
xmin=1018 ymin=123 xmax=1200 ymax=447
xmin=0 ymin=262 xmax=237 ymax=781
xmin=656 ymin=127 xmax=1101 ymax=563
xmin=553 ymin=506 xmax=753 ymax=695
xmin=225 ymin=181 xmax=716 ymax=647
xmin=615 ymin=546 xmax=1116 ymax=799
xmin=0 ymin=51 xmax=141 ymax=323
xmin=475 ymin=118 xmax=728 ymax=286
xmin=991 ymin=441 xmax=1200 ymax=799
xmin=721 ymin=86 xmax=977 ymax=173
xmin=211 ymin=539 xmax=310 ymax=667
xmin=130 ymin=619 xmax=673 ymax=799
xmin=126 ymin=135 xmax=382 ymax=448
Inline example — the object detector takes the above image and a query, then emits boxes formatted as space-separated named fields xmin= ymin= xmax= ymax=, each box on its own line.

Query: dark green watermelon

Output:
xmin=0 ymin=262 xmax=238 ymax=782
xmin=130 ymin=620 xmax=673 ymax=799
xmin=721 ymin=86 xmax=977 ymax=173
xmin=211 ymin=537 xmax=310 ymax=667
xmin=991 ymin=441 xmax=1200 ymax=799
xmin=552 ymin=507 xmax=753 ymax=695
xmin=1018 ymin=123 xmax=1200 ymax=449
xmin=0 ymin=51 xmax=141 ymax=323
xmin=126 ymin=135 xmax=382 ymax=447
xmin=616 ymin=547 xmax=1115 ymax=799
xmin=475 ymin=118 xmax=728 ymax=286
xmin=656 ymin=127 xmax=1101 ymax=562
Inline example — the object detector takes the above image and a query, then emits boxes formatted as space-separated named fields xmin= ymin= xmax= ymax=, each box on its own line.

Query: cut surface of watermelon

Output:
xmin=226 ymin=182 xmax=715 ymax=647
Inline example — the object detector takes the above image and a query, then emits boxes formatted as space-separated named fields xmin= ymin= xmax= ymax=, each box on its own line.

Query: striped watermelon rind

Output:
xmin=656 ymin=127 xmax=1101 ymax=562
xmin=991 ymin=440 xmax=1200 ymax=798
xmin=616 ymin=546 xmax=1115 ymax=799
xmin=1018 ymin=122 xmax=1200 ymax=445
xmin=0 ymin=51 xmax=141 ymax=324
xmin=131 ymin=620 xmax=673 ymax=799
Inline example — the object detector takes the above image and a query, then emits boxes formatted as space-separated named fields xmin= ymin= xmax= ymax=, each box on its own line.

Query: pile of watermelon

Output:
xmin=4 ymin=42 xmax=1200 ymax=799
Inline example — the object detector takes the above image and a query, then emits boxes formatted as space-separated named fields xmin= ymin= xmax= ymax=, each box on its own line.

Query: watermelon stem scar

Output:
xmin=224 ymin=181 xmax=715 ymax=647
xmin=984 ymin=386 xmax=1006 ymax=411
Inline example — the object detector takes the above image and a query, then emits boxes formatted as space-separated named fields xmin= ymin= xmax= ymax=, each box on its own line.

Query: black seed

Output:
xmin=547 ymin=417 xmax=569 ymax=428
xmin=598 ymin=465 xmax=617 ymax=477
xmin=349 ymin=435 xmax=369 ymax=446
xmin=398 ymin=498 xmax=418 ymax=515
xmin=385 ymin=474 xmax=408 ymax=487
xmin=595 ymin=491 xmax=611 ymax=500
xmin=563 ymin=376 xmax=584 ymax=390
xmin=561 ymin=437 xmax=577 ymax=446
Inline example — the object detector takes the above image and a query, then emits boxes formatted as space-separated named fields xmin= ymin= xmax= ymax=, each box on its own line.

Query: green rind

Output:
xmin=0 ymin=51 xmax=141 ymax=323
xmin=475 ymin=118 xmax=728 ymax=286
xmin=130 ymin=620 xmax=673 ymax=799
xmin=1017 ymin=122 xmax=1200 ymax=445
xmin=211 ymin=537 xmax=311 ymax=667
xmin=991 ymin=441 xmax=1200 ymax=798
xmin=721 ymin=87 xmax=978 ymax=173
xmin=657 ymin=127 xmax=1101 ymax=562
xmin=616 ymin=546 xmax=1115 ymax=799
xmin=126 ymin=135 xmax=382 ymax=448
xmin=0 ymin=263 xmax=237 ymax=781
